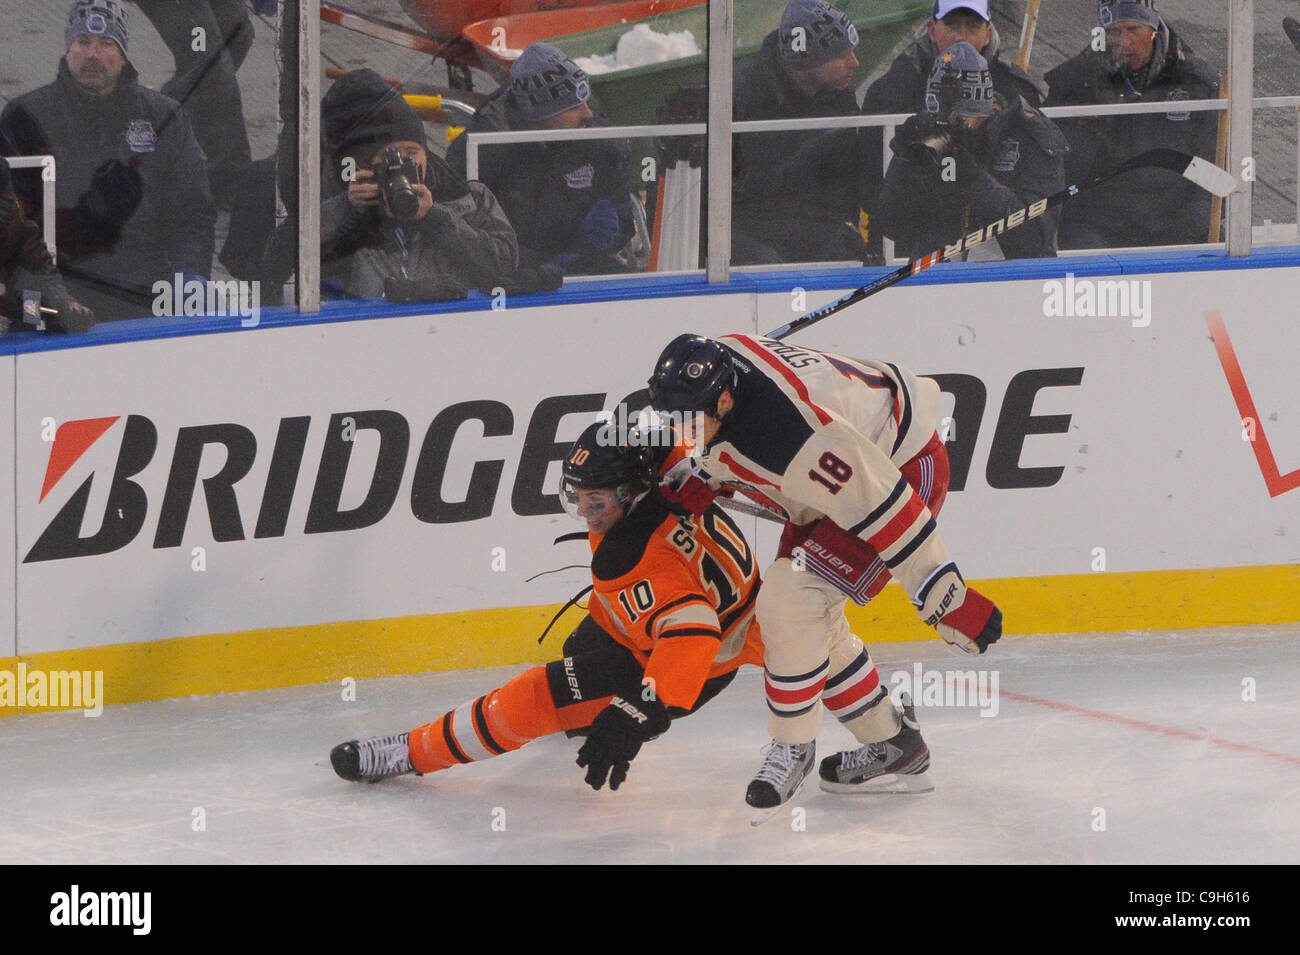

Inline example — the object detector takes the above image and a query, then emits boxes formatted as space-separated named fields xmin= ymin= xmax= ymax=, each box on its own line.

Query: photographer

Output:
xmin=0 ymin=158 xmax=94 ymax=334
xmin=318 ymin=71 xmax=517 ymax=301
xmin=877 ymin=42 xmax=1066 ymax=261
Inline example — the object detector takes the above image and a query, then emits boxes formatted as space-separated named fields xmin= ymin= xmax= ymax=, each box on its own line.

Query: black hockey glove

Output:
xmin=576 ymin=695 xmax=671 ymax=791
xmin=77 ymin=159 xmax=144 ymax=231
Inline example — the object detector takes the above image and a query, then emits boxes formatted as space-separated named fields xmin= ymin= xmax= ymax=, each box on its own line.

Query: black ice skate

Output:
xmin=745 ymin=740 xmax=816 ymax=826
xmin=331 ymin=732 xmax=417 ymax=782
xmin=819 ymin=693 xmax=934 ymax=794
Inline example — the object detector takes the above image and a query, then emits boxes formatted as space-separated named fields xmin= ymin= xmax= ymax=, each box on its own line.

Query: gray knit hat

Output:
xmin=66 ymin=0 xmax=128 ymax=56
xmin=778 ymin=0 xmax=859 ymax=70
xmin=1098 ymin=1 xmax=1160 ymax=30
xmin=925 ymin=41 xmax=994 ymax=118
xmin=508 ymin=43 xmax=591 ymax=123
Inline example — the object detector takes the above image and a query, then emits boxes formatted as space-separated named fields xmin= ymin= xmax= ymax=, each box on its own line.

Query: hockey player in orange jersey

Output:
xmin=647 ymin=333 xmax=1002 ymax=819
xmin=330 ymin=421 xmax=763 ymax=791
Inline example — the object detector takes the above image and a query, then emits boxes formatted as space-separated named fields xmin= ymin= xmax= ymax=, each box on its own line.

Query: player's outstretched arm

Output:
xmin=576 ymin=695 xmax=671 ymax=791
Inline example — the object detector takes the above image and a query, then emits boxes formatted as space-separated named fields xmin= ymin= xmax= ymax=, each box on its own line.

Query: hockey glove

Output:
xmin=660 ymin=456 xmax=719 ymax=516
xmin=78 ymin=159 xmax=144 ymax=231
xmin=578 ymin=198 xmax=621 ymax=252
xmin=915 ymin=563 xmax=1002 ymax=654
xmin=576 ymin=695 xmax=671 ymax=791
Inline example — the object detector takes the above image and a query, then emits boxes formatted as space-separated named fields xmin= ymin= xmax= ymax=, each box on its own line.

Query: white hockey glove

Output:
xmin=914 ymin=563 xmax=1002 ymax=654
xmin=660 ymin=456 xmax=721 ymax=516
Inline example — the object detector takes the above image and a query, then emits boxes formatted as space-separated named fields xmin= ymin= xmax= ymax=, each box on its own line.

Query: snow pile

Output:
xmin=575 ymin=23 xmax=701 ymax=75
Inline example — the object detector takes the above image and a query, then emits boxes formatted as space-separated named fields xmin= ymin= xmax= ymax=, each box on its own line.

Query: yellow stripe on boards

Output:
xmin=3 ymin=564 xmax=1297 ymax=715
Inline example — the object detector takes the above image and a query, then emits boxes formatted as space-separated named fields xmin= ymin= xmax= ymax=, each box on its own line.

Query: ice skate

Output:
xmin=819 ymin=693 xmax=933 ymax=794
xmin=331 ymin=732 xmax=417 ymax=782
xmin=745 ymin=740 xmax=816 ymax=826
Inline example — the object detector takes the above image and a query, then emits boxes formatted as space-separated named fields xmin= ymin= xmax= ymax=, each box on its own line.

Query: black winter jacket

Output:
xmin=731 ymin=31 xmax=872 ymax=264
xmin=0 ymin=59 xmax=216 ymax=304
xmin=447 ymin=87 xmax=635 ymax=273
xmin=1044 ymin=21 xmax=1220 ymax=248
xmin=877 ymin=94 xmax=1068 ymax=260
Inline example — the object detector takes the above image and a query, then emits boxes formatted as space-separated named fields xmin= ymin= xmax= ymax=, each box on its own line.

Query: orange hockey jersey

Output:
xmin=585 ymin=492 xmax=764 ymax=711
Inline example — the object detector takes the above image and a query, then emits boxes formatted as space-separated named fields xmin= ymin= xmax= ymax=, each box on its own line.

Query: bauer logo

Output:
xmin=49 ymin=885 xmax=151 ymax=935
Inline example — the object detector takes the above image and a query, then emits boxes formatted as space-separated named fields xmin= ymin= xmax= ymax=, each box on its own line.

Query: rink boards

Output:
xmin=2 ymin=259 xmax=1298 ymax=708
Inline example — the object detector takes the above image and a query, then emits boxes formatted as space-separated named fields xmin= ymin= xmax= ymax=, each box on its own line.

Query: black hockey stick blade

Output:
xmin=1286 ymin=17 xmax=1300 ymax=56
xmin=765 ymin=147 xmax=1236 ymax=341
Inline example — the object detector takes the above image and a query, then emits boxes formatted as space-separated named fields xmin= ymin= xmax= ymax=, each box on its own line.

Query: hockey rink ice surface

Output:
xmin=2 ymin=624 xmax=1298 ymax=865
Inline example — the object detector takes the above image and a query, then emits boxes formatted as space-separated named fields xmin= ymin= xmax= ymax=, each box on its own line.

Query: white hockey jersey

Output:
xmin=695 ymin=334 xmax=951 ymax=601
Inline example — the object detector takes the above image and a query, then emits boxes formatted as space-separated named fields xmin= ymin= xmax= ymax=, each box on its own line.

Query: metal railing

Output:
xmin=463 ymin=94 xmax=1300 ymax=270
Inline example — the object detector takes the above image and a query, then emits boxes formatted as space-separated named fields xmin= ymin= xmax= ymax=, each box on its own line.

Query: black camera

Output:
xmin=895 ymin=64 xmax=962 ymax=166
xmin=374 ymin=146 xmax=422 ymax=220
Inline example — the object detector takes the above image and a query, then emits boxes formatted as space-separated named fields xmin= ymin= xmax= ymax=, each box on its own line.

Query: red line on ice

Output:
xmin=999 ymin=689 xmax=1300 ymax=767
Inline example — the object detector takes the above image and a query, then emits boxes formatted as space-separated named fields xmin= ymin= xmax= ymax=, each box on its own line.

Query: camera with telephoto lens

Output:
xmin=896 ymin=64 xmax=962 ymax=166
xmin=374 ymin=146 xmax=422 ymax=220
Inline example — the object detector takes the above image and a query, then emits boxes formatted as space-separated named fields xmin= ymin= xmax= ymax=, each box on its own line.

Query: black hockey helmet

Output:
xmin=560 ymin=421 xmax=656 ymax=520
xmin=646 ymin=333 xmax=737 ymax=416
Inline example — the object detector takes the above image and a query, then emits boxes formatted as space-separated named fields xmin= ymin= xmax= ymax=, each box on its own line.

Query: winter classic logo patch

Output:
xmin=564 ymin=163 xmax=595 ymax=190
xmin=125 ymin=119 xmax=157 ymax=153
xmin=1165 ymin=88 xmax=1191 ymax=122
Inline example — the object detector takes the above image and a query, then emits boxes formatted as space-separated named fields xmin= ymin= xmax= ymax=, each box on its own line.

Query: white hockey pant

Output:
xmin=757 ymin=557 xmax=900 ymax=745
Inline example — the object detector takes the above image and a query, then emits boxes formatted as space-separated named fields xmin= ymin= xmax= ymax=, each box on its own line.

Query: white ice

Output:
xmin=2 ymin=624 xmax=1297 ymax=864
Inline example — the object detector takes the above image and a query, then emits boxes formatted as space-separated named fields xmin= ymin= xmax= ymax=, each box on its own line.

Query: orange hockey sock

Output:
xmin=408 ymin=667 xmax=608 ymax=774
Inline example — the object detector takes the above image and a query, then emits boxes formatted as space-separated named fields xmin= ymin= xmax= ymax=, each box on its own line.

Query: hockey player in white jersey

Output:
xmin=647 ymin=333 xmax=1002 ymax=818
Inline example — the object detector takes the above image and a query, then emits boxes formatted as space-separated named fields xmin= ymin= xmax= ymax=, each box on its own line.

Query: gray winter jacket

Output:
xmin=320 ymin=167 xmax=518 ymax=299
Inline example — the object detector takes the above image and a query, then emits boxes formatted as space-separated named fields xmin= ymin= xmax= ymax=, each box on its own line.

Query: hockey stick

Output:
xmin=765 ymin=148 xmax=1237 ymax=341
xmin=719 ymin=494 xmax=785 ymax=524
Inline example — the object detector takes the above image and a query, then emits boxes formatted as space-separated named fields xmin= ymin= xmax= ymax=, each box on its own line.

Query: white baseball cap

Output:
xmin=933 ymin=0 xmax=990 ymax=20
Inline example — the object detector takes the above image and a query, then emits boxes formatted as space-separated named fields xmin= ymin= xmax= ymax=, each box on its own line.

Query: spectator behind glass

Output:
xmin=447 ymin=42 xmax=646 ymax=276
xmin=876 ymin=42 xmax=1066 ymax=261
xmin=0 ymin=0 xmax=216 ymax=321
xmin=864 ymin=1 xmax=1044 ymax=116
xmin=731 ymin=0 xmax=875 ymax=265
xmin=131 ymin=0 xmax=265 ymax=210
xmin=1044 ymin=0 xmax=1220 ymax=249
xmin=0 ymin=157 xmax=95 ymax=334
xmin=317 ymin=70 xmax=518 ymax=301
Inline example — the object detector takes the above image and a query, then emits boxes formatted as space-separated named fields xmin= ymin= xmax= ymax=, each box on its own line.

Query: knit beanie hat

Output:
xmin=1098 ymin=1 xmax=1160 ymax=30
xmin=925 ymin=41 xmax=994 ymax=118
xmin=508 ymin=43 xmax=591 ymax=123
xmin=777 ymin=0 xmax=859 ymax=70
xmin=322 ymin=68 xmax=426 ymax=159
xmin=66 ymin=0 xmax=129 ymax=56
